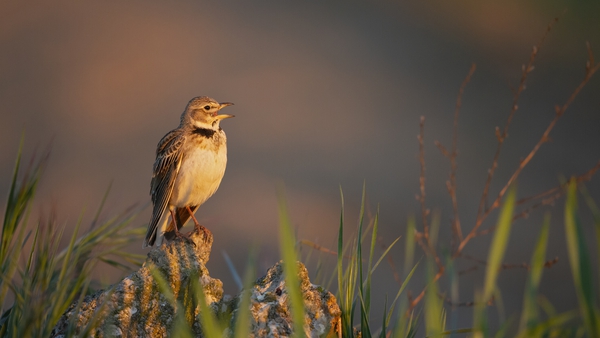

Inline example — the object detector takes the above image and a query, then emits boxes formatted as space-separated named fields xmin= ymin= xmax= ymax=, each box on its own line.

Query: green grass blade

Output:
xmin=24 ymin=227 xmax=39 ymax=275
xmin=564 ymin=179 xmax=599 ymax=336
xmin=579 ymin=184 xmax=600 ymax=293
xmin=472 ymin=290 xmax=487 ymax=337
xmin=483 ymin=184 xmax=516 ymax=302
xmin=277 ymin=188 xmax=305 ymax=338
xmin=518 ymin=213 xmax=550 ymax=333
xmin=50 ymin=213 xmax=84 ymax=323
xmin=391 ymin=217 xmax=417 ymax=338
xmin=424 ymin=257 xmax=443 ymax=337
xmin=370 ymin=236 xmax=401 ymax=275
xmin=76 ymin=288 xmax=116 ymax=338
xmin=358 ymin=183 xmax=368 ymax=338
xmin=399 ymin=310 xmax=418 ymax=338
xmin=386 ymin=261 xmax=419 ymax=326
xmin=515 ymin=310 xmax=578 ymax=338
xmin=149 ymin=264 xmax=196 ymax=337
xmin=233 ymin=247 xmax=258 ymax=338
xmin=90 ymin=181 xmax=113 ymax=230
xmin=380 ymin=296 xmax=388 ymax=338
xmin=1 ymin=135 xmax=24 ymax=262
xmin=193 ymin=274 xmax=221 ymax=338
xmin=365 ymin=205 xmax=379 ymax=318
xmin=337 ymin=185 xmax=360 ymax=338
xmin=439 ymin=328 xmax=475 ymax=336
xmin=404 ymin=216 xmax=416 ymax=275
xmin=337 ymin=187 xmax=344 ymax=284
xmin=357 ymin=291 xmax=372 ymax=338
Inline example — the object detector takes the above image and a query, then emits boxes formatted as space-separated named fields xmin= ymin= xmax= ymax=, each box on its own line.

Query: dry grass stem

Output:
xmin=408 ymin=269 xmax=444 ymax=311
xmin=488 ymin=59 xmax=600 ymax=214
xmin=457 ymin=42 xmax=598 ymax=256
xmin=407 ymin=24 xmax=599 ymax=313
xmin=460 ymin=253 xmax=559 ymax=271
xmin=516 ymin=161 xmax=600 ymax=206
xmin=477 ymin=161 xmax=600 ymax=236
xmin=299 ymin=240 xmax=361 ymax=262
xmin=418 ymin=116 xmax=429 ymax=241
xmin=476 ymin=18 xmax=558 ymax=228
xmin=300 ymin=240 xmax=339 ymax=256
xmin=417 ymin=117 xmax=443 ymax=270
xmin=458 ymin=265 xmax=479 ymax=276
xmin=440 ymin=293 xmax=493 ymax=307
xmin=436 ymin=63 xmax=477 ymax=249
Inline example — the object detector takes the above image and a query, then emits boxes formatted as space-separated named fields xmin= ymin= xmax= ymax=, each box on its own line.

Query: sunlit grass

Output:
xmin=0 ymin=141 xmax=144 ymax=337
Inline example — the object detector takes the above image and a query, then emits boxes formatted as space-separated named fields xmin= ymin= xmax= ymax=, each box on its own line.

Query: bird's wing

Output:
xmin=144 ymin=129 xmax=185 ymax=247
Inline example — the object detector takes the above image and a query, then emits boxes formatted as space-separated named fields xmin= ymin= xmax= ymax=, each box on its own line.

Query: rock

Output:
xmin=234 ymin=261 xmax=342 ymax=338
xmin=51 ymin=227 xmax=341 ymax=338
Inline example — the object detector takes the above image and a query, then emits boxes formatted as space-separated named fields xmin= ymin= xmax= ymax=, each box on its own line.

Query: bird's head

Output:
xmin=181 ymin=96 xmax=235 ymax=130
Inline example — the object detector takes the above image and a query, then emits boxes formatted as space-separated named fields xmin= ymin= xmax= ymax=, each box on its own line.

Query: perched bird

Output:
xmin=144 ymin=96 xmax=234 ymax=248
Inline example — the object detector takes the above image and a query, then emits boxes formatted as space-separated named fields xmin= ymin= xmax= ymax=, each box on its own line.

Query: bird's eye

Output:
xmin=203 ymin=105 xmax=211 ymax=111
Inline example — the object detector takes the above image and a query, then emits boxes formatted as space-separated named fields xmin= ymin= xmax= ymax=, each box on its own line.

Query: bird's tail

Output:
xmin=143 ymin=211 xmax=170 ymax=248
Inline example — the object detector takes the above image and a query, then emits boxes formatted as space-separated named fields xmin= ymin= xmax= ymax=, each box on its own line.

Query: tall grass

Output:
xmin=277 ymin=189 xmax=306 ymax=338
xmin=334 ymin=185 xmax=412 ymax=338
xmin=563 ymin=179 xmax=600 ymax=336
xmin=323 ymin=179 xmax=600 ymax=337
xmin=0 ymin=143 xmax=145 ymax=337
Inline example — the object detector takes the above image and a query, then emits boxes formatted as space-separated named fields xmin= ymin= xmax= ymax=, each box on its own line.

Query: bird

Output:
xmin=143 ymin=96 xmax=235 ymax=248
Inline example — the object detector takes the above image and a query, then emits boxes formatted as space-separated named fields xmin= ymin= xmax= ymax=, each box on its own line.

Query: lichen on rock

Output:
xmin=52 ymin=228 xmax=341 ymax=338
xmin=229 ymin=261 xmax=341 ymax=338
xmin=51 ymin=228 xmax=220 ymax=337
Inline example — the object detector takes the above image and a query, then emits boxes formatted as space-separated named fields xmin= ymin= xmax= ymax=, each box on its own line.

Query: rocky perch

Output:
xmin=51 ymin=228 xmax=341 ymax=337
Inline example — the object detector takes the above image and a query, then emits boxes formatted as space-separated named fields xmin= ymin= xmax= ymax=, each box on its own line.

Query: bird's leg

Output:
xmin=186 ymin=206 xmax=207 ymax=235
xmin=169 ymin=208 xmax=194 ymax=245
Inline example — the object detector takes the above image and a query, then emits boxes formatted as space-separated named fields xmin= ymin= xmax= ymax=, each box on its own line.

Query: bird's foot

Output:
xmin=170 ymin=229 xmax=196 ymax=247
xmin=194 ymin=223 xmax=209 ymax=237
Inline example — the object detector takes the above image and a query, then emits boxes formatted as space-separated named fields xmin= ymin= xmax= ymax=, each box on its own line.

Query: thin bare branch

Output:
xmin=459 ymin=253 xmax=559 ymax=271
xmin=477 ymin=161 xmax=600 ymax=235
xmin=440 ymin=293 xmax=494 ymax=307
xmin=418 ymin=116 xmax=429 ymax=240
xmin=458 ymin=265 xmax=479 ymax=276
xmin=407 ymin=29 xmax=600 ymax=313
xmin=511 ymin=193 xmax=561 ymax=221
xmin=434 ymin=141 xmax=449 ymax=158
xmin=416 ymin=118 xmax=444 ymax=270
xmin=518 ymin=160 xmax=600 ymax=207
xmin=300 ymin=240 xmax=338 ymax=256
xmin=457 ymin=41 xmax=599 ymax=256
xmin=586 ymin=41 xmax=595 ymax=73
xmin=449 ymin=63 xmax=477 ymax=247
xmin=299 ymin=240 xmax=358 ymax=261
xmin=489 ymin=61 xmax=600 ymax=212
xmin=476 ymin=18 xmax=558 ymax=227
xmin=408 ymin=268 xmax=444 ymax=312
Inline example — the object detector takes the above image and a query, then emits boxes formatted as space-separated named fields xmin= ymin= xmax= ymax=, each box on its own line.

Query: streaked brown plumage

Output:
xmin=144 ymin=96 xmax=234 ymax=247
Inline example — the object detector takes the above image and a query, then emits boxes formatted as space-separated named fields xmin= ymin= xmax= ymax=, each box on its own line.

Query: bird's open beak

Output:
xmin=215 ymin=102 xmax=235 ymax=119
xmin=215 ymin=113 xmax=235 ymax=120
xmin=215 ymin=102 xmax=235 ymax=120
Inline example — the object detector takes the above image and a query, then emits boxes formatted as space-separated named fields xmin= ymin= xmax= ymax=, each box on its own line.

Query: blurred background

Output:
xmin=1 ymin=0 xmax=599 ymax=331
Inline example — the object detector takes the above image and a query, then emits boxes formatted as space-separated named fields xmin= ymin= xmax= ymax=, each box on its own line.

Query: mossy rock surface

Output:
xmin=52 ymin=229 xmax=341 ymax=338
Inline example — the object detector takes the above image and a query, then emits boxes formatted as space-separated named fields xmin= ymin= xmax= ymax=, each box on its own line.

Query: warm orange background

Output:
xmin=1 ymin=0 xmax=599 ymax=330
